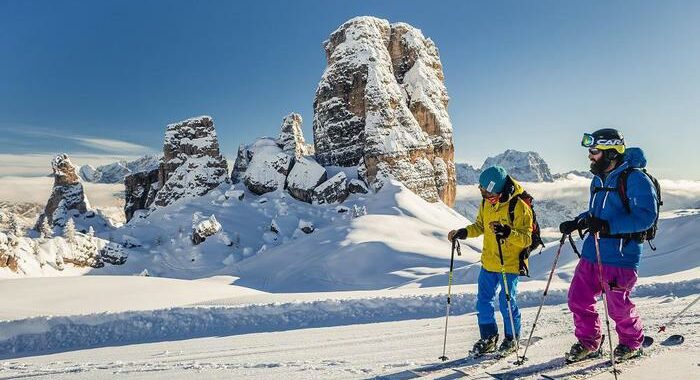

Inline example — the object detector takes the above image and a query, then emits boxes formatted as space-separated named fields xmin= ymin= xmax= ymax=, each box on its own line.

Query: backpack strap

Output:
xmin=507 ymin=194 xmax=520 ymax=224
xmin=617 ymin=168 xmax=633 ymax=214
xmin=508 ymin=192 xmax=533 ymax=224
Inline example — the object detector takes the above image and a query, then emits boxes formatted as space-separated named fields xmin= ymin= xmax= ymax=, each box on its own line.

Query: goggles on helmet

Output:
xmin=581 ymin=133 xmax=625 ymax=154
xmin=581 ymin=133 xmax=596 ymax=148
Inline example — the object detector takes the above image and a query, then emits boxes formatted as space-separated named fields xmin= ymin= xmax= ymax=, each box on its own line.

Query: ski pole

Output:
xmin=658 ymin=294 xmax=700 ymax=333
xmin=496 ymin=236 xmax=520 ymax=358
xmin=439 ymin=237 xmax=461 ymax=361
xmin=593 ymin=232 xmax=619 ymax=379
xmin=517 ymin=233 xmax=568 ymax=365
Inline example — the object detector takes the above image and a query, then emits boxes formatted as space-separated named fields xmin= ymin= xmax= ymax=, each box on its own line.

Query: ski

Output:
xmin=539 ymin=335 xmax=682 ymax=380
xmin=409 ymin=336 xmax=542 ymax=377
xmin=449 ymin=336 xmax=543 ymax=377
xmin=660 ymin=334 xmax=684 ymax=346
xmin=407 ymin=353 xmax=496 ymax=377
xmin=486 ymin=335 xmax=612 ymax=380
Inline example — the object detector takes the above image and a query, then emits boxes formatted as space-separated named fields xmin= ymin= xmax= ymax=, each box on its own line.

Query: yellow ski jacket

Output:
xmin=466 ymin=177 xmax=534 ymax=274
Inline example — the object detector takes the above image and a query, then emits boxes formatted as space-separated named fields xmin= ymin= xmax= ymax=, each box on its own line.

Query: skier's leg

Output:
xmin=477 ymin=268 xmax=499 ymax=338
xmin=604 ymin=265 xmax=644 ymax=350
xmin=568 ymin=259 xmax=603 ymax=351
xmin=498 ymin=272 xmax=521 ymax=339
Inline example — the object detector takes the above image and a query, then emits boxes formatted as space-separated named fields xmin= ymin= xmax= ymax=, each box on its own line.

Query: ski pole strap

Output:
xmin=568 ymin=234 xmax=581 ymax=258
xmin=455 ymin=239 xmax=462 ymax=256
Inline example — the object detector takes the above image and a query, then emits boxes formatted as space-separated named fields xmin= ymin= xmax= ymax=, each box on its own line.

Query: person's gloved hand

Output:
xmin=492 ymin=223 xmax=511 ymax=239
xmin=559 ymin=216 xmax=588 ymax=234
xmin=448 ymin=228 xmax=468 ymax=241
xmin=587 ymin=217 xmax=610 ymax=234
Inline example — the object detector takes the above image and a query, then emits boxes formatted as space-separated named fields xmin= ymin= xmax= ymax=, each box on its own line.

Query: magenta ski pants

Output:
xmin=568 ymin=258 xmax=644 ymax=350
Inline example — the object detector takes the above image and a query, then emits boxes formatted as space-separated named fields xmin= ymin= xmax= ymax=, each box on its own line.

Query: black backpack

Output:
xmin=617 ymin=167 xmax=663 ymax=250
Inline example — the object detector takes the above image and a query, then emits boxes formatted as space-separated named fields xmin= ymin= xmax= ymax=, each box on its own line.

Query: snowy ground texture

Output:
xmin=1 ymin=178 xmax=699 ymax=379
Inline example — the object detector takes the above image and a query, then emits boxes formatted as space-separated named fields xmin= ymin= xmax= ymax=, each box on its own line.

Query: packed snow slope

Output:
xmin=0 ymin=281 xmax=697 ymax=378
xmin=52 ymin=179 xmax=481 ymax=292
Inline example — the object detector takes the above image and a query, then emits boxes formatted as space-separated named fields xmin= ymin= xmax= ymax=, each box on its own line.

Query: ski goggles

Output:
xmin=478 ymin=185 xmax=499 ymax=199
xmin=581 ymin=133 xmax=625 ymax=154
xmin=581 ymin=133 xmax=596 ymax=148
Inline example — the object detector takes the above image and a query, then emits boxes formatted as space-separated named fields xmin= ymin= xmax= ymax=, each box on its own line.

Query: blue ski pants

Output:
xmin=476 ymin=267 xmax=521 ymax=339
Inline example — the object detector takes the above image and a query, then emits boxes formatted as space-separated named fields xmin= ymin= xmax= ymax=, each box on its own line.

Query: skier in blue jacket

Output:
xmin=560 ymin=128 xmax=658 ymax=363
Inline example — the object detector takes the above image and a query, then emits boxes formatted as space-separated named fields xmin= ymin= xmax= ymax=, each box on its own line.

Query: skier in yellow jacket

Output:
xmin=449 ymin=165 xmax=534 ymax=356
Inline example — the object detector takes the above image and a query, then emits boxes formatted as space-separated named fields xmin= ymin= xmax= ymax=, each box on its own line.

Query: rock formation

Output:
xmin=286 ymin=157 xmax=327 ymax=203
xmin=313 ymin=172 xmax=349 ymax=204
xmin=124 ymin=168 xmax=159 ymax=222
xmin=242 ymin=139 xmax=294 ymax=195
xmin=313 ymin=17 xmax=456 ymax=206
xmin=277 ymin=113 xmax=314 ymax=158
xmin=192 ymin=214 xmax=222 ymax=245
xmin=153 ymin=116 xmax=229 ymax=207
xmin=40 ymin=154 xmax=90 ymax=227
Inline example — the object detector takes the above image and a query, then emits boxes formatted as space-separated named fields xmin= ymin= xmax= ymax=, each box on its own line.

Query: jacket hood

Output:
xmin=624 ymin=147 xmax=647 ymax=169
xmin=497 ymin=176 xmax=525 ymax=204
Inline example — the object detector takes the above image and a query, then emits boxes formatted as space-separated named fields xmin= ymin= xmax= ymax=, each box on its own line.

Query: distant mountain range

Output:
xmin=457 ymin=150 xmax=592 ymax=185
xmin=79 ymin=155 xmax=161 ymax=184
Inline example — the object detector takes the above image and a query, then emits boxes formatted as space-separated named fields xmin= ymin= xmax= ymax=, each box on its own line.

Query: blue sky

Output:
xmin=1 ymin=0 xmax=698 ymax=179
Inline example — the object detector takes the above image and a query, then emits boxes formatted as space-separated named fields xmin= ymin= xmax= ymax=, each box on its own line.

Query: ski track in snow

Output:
xmin=0 ymin=294 xmax=698 ymax=379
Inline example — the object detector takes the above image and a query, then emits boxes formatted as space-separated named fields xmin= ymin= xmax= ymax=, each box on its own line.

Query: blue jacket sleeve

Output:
xmin=607 ymin=170 xmax=658 ymax=234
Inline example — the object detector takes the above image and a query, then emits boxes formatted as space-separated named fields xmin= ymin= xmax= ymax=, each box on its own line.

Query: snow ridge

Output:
xmin=1 ymin=278 xmax=696 ymax=359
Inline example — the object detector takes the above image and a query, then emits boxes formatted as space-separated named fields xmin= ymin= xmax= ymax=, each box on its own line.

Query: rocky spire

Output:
xmin=277 ymin=113 xmax=314 ymax=158
xmin=40 ymin=154 xmax=90 ymax=226
xmin=313 ymin=17 xmax=456 ymax=206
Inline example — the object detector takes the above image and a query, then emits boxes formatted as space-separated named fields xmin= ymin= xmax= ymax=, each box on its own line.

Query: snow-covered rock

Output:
xmin=277 ymin=113 xmax=314 ymax=158
xmin=243 ymin=141 xmax=294 ymax=195
xmin=0 ymin=231 xmax=126 ymax=275
xmin=191 ymin=214 xmax=222 ymax=245
xmin=481 ymin=150 xmax=554 ymax=182
xmin=455 ymin=163 xmax=481 ymax=185
xmin=313 ymin=16 xmax=456 ymax=206
xmin=124 ymin=168 xmax=159 ymax=222
xmin=224 ymin=188 xmax=245 ymax=201
xmin=298 ymin=219 xmax=315 ymax=234
xmin=313 ymin=172 xmax=349 ymax=204
xmin=39 ymin=154 xmax=90 ymax=227
xmin=348 ymin=178 xmax=369 ymax=194
xmin=153 ymin=116 xmax=229 ymax=208
xmin=286 ymin=157 xmax=327 ymax=203
xmin=79 ymin=155 xmax=161 ymax=184
xmin=230 ymin=144 xmax=252 ymax=184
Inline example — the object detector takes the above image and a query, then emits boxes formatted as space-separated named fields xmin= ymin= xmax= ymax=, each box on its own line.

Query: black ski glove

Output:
xmin=559 ymin=216 xmax=587 ymax=235
xmin=448 ymin=228 xmax=468 ymax=241
xmin=493 ymin=223 xmax=511 ymax=239
xmin=587 ymin=217 xmax=610 ymax=234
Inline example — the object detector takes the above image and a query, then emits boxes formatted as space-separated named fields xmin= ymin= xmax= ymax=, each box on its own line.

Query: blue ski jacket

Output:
xmin=578 ymin=147 xmax=658 ymax=269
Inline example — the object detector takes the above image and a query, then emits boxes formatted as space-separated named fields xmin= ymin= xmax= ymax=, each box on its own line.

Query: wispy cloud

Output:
xmin=72 ymin=137 xmax=153 ymax=154
xmin=0 ymin=123 xmax=156 ymax=155
xmin=0 ymin=153 xmax=146 ymax=177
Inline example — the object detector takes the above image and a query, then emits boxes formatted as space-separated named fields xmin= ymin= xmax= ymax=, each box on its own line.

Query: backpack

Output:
xmin=509 ymin=192 xmax=545 ymax=276
xmin=592 ymin=147 xmax=662 ymax=250
xmin=616 ymin=167 xmax=662 ymax=250
xmin=481 ymin=189 xmax=544 ymax=276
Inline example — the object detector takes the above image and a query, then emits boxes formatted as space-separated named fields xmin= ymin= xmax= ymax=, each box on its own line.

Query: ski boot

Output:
xmin=614 ymin=344 xmax=642 ymax=362
xmin=470 ymin=335 xmax=498 ymax=357
xmin=497 ymin=336 xmax=518 ymax=356
xmin=565 ymin=340 xmax=603 ymax=364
